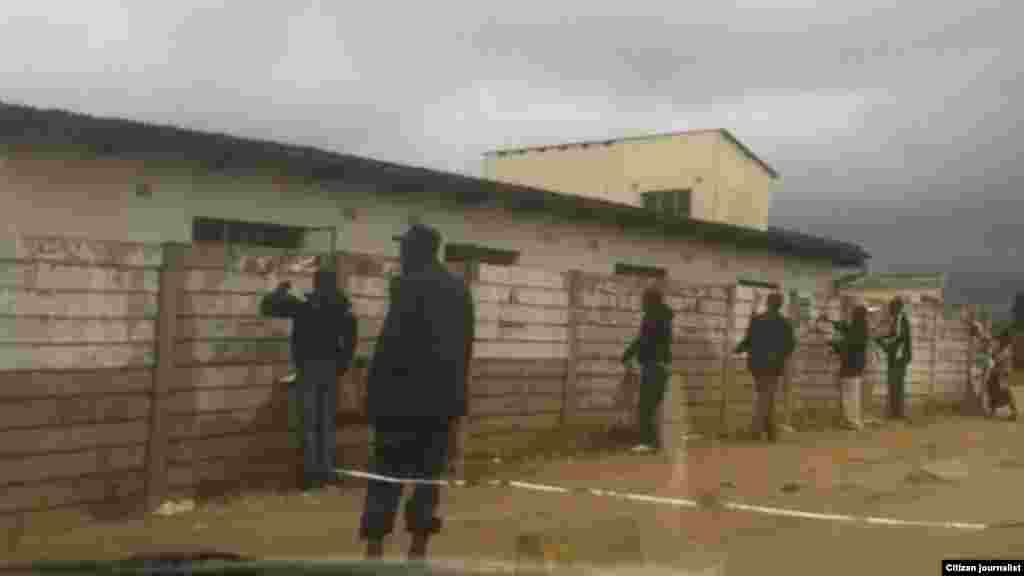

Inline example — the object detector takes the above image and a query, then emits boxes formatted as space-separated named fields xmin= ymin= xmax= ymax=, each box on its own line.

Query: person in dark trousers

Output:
xmin=876 ymin=297 xmax=912 ymax=420
xmin=260 ymin=265 xmax=358 ymax=492
xmin=823 ymin=305 xmax=870 ymax=430
xmin=734 ymin=293 xmax=796 ymax=442
xmin=975 ymin=326 xmax=1019 ymax=420
xmin=360 ymin=224 xmax=475 ymax=563
xmin=621 ymin=286 xmax=674 ymax=453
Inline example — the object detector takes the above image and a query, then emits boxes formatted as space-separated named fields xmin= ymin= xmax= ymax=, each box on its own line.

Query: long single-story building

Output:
xmin=837 ymin=272 xmax=947 ymax=306
xmin=0 ymin=101 xmax=868 ymax=292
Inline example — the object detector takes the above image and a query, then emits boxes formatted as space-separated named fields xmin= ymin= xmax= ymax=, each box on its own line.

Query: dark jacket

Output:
xmin=366 ymin=261 xmax=475 ymax=420
xmin=735 ymin=311 xmax=796 ymax=375
xmin=879 ymin=312 xmax=912 ymax=365
xmin=260 ymin=285 xmax=358 ymax=372
xmin=622 ymin=303 xmax=674 ymax=366
xmin=829 ymin=320 xmax=868 ymax=378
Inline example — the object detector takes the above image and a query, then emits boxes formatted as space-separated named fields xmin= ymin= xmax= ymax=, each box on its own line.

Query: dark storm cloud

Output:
xmin=1 ymin=0 xmax=1021 ymax=315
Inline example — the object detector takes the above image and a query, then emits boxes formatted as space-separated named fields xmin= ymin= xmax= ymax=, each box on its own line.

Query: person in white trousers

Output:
xmin=823 ymin=305 xmax=870 ymax=430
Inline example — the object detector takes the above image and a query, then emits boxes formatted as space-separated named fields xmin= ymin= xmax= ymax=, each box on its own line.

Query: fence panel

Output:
xmin=0 ymin=235 xmax=986 ymax=537
xmin=466 ymin=263 xmax=568 ymax=445
xmin=166 ymin=243 xmax=326 ymax=498
xmin=0 ymin=235 xmax=159 ymax=530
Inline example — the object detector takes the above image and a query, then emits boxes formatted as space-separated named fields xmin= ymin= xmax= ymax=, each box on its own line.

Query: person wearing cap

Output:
xmin=260 ymin=262 xmax=359 ymax=492
xmin=360 ymin=223 xmax=475 ymax=562
xmin=876 ymin=297 xmax=912 ymax=420
xmin=734 ymin=292 xmax=796 ymax=442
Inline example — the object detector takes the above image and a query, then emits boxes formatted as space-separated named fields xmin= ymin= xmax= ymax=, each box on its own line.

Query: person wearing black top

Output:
xmin=360 ymin=224 xmax=475 ymax=563
xmin=735 ymin=293 xmax=796 ymax=442
xmin=260 ymin=265 xmax=358 ymax=492
xmin=621 ymin=287 xmax=675 ymax=453
xmin=824 ymin=305 xmax=870 ymax=430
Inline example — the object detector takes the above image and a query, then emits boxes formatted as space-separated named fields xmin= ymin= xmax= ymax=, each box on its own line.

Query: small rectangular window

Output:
xmin=444 ymin=243 xmax=520 ymax=266
xmin=192 ymin=217 xmax=306 ymax=250
xmin=614 ymin=263 xmax=667 ymax=279
xmin=662 ymin=190 xmax=677 ymax=217
xmin=641 ymin=192 xmax=658 ymax=211
xmin=676 ymin=189 xmax=692 ymax=218
xmin=737 ymin=278 xmax=780 ymax=290
xmin=640 ymin=188 xmax=692 ymax=219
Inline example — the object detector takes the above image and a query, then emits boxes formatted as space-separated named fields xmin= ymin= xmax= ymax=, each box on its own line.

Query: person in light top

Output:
xmin=971 ymin=322 xmax=1019 ymax=421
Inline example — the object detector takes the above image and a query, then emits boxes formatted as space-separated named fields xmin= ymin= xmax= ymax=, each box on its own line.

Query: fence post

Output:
xmin=448 ymin=259 xmax=478 ymax=478
xmin=835 ymin=295 xmax=854 ymax=423
xmin=563 ymin=270 xmax=582 ymax=427
xmin=334 ymin=251 xmax=358 ymax=417
xmin=928 ymin=305 xmax=939 ymax=416
xmin=719 ymin=284 xmax=737 ymax=437
xmin=144 ymin=242 xmax=186 ymax=511
xmin=782 ymin=291 xmax=804 ymax=429
xmin=962 ymin=305 xmax=981 ymax=415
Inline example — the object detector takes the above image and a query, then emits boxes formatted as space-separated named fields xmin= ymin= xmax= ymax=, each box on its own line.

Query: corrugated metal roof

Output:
xmin=483 ymin=128 xmax=780 ymax=179
xmin=0 ymin=100 xmax=865 ymax=266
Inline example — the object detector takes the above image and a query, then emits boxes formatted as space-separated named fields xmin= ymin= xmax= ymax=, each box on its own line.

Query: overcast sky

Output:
xmin=2 ymin=1 xmax=1020 ymax=316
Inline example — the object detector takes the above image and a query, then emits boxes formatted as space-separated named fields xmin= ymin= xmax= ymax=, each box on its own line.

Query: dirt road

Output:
xmin=8 ymin=414 xmax=1024 ymax=575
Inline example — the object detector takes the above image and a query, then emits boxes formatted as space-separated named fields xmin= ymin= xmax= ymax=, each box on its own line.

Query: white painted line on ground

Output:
xmin=336 ymin=468 xmax=992 ymax=531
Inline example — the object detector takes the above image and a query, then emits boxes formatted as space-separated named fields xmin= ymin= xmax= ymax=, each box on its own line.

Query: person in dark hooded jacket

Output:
xmin=734 ymin=292 xmax=796 ymax=442
xmin=621 ymin=287 xmax=674 ymax=453
xmin=260 ymin=265 xmax=358 ymax=491
xmin=359 ymin=223 xmax=475 ymax=563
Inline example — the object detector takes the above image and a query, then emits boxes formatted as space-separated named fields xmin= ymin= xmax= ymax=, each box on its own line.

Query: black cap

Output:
xmin=393 ymin=223 xmax=441 ymax=253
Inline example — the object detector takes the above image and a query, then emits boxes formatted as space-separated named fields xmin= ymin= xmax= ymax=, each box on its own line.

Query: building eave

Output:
xmin=0 ymin=100 xmax=859 ymax=265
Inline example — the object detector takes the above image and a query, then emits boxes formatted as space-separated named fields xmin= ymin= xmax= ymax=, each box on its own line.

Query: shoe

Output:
xmin=408 ymin=533 xmax=429 ymax=562
xmin=631 ymin=444 xmax=654 ymax=453
xmin=366 ymin=539 xmax=384 ymax=560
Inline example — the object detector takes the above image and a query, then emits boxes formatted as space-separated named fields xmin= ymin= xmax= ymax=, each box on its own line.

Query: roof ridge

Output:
xmin=484 ymin=128 xmax=779 ymax=179
xmin=0 ymin=99 xmax=860 ymax=262
xmin=484 ymin=128 xmax=717 ymax=154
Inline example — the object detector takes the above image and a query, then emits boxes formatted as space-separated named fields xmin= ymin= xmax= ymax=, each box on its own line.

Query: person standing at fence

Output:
xmin=621 ymin=286 xmax=675 ymax=453
xmin=976 ymin=326 xmax=1019 ymax=420
xmin=359 ymin=223 xmax=475 ymax=563
xmin=823 ymin=305 xmax=870 ymax=430
xmin=876 ymin=297 xmax=912 ymax=420
xmin=260 ymin=262 xmax=359 ymax=492
xmin=734 ymin=292 xmax=796 ymax=442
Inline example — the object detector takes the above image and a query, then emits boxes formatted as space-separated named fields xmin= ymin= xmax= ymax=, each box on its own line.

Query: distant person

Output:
xmin=621 ymin=286 xmax=675 ymax=453
xmin=735 ymin=292 xmax=796 ymax=442
xmin=360 ymin=224 xmax=475 ymax=563
xmin=822 ymin=305 xmax=870 ymax=430
xmin=261 ymin=263 xmax=358 ymax=492
xmin=975 ymin=325 xmax=1019 ymax=421
xmin=876 ymin=297 xmax=912 ymax=420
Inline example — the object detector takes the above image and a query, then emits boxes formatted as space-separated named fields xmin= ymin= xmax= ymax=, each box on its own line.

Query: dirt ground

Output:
xmin=7 ymin=411 xmax=1024 ymax=575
